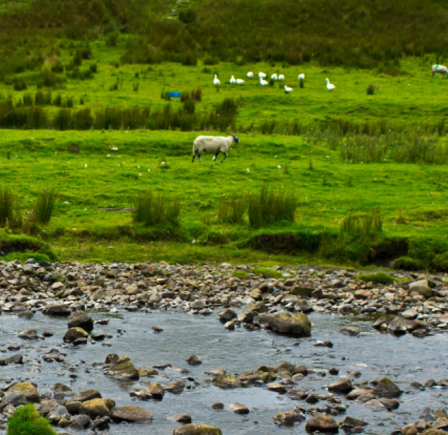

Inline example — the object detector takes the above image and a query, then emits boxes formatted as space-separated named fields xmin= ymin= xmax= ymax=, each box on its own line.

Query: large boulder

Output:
xmin=374 ymin=377 xmax=402 ymax=397
xmin=68 ymin=311 xmax=94 ymax=332
xmin=79 ymin=398 xmax=114 ymax=419
xmin=305 ymin=414 xmax=339 ymax=433
xmin=105 ymin=354 xmax=139 ymax=380
xmin=270 ymin=312 xmax=312 ymax=336
xmin=111 ymin=406 xmax=153 ymax=422
xmin=173 ymin=424 xmax=222 ymax=435
xmin=9 ymin=382 xmax=40 ymax=403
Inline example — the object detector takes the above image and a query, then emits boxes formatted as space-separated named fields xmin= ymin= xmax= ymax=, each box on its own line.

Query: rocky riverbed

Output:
xmin=0 ymin=259 xmax=447 ymax=434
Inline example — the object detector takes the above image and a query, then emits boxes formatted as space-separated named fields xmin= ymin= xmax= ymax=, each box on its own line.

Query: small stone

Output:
xmin=212 ymin=402 xmax=224 ymax=410
xmin=186 ymin=355 xmax=202 ymax=366
xmin=228 ymin=402 xmax=249 ymax=414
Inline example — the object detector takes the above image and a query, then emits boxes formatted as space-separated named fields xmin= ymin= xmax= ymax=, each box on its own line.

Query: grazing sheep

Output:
xmin=260 ymin=78 xmax=268 ymax=86
xmin=278 ymin=74 xmax=285 ymax=80
xmin=284 ymin=85 xmax=293 ymax=93
xmin=247 ymin=71 xmax=254 ymax=78
xmin=192 ymin=135 xmax=239 ymax=163
xmin=432 ymin=64 xmax=448 ymax=78
xmin=236 ymin=78 xmax=245 ymax=85
xmin=230 ymin=75 xmax=236 ymax=84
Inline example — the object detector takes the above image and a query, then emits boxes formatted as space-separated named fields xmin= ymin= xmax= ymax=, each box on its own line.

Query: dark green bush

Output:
xmin=13 ymin=80 xmax=27 ymax=91
xmin=7 ymin=403 xmax=56 ymax=435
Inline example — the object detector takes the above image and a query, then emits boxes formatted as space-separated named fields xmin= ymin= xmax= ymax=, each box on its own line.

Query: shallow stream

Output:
xmin=0 ymin=309 xmax=447 ymax=434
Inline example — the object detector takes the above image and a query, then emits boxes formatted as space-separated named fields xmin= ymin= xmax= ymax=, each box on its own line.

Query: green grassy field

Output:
xmin=0 ymin=41 xmax=447 ymax=269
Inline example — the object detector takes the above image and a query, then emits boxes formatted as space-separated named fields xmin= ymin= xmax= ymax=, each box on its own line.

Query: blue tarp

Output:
xmin=168 ymin=91 xmax=181 ymax=98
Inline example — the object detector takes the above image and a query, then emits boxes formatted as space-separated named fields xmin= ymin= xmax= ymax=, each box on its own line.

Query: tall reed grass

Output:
xmin=34 ymin=190 xmax=58 ymax=225
xmin=218 ymin=193 xmax=246 ymax=224
xmin=132 ymin=191 xmax=181 ymax=226
xmin=248 ymin=186 xmax=297 ymax=229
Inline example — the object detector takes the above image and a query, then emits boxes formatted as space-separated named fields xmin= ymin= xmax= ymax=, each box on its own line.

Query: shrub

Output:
xmin=248 ymin=186 xmax=297 ymax=229
xmin=132 ymin=190 xmax=181 ymax=226
xmin=53 ymin=94 xmax=62 ymax=107
xmin=13 ymin=80 xmax=27 ymax=91
xmin=183 ymin=99 xmax=195 ymax=114
xmin=34 ymin=189 xmax=58 ymax=225
xmin=34 ymin=91 xmax=45 ymax=106
xmin=89 ymin=63 xmax=98 ymax=73
xmin=179 ymin=9 xmax=197 ymax=24
xmin=22 ymin=93 xmax=33 ymax=107
xmin=53 ymin=109 xmax=72 ymax=130
xmin=218 ymin=192 xmax=246 ymax=223
xmin=394 ymin=256 xmax=424 ymax=271
xmin=7 ymin=403 xmax=56 ymax=435
xmin=51 ymin=62 xmax=64 ymax=73
xmin=203 ymin=56 xmax=217 ymax=66
xmin=73 ymin=108 xmax=93 ymax=130
xmin=180 ymin=51 xmax=197 ymax=66
xmin=41 ymin=70 xmax=58 ymax=87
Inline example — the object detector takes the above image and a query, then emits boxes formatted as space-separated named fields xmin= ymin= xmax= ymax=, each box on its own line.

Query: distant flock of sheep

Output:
xmin=193 ymin=65 xmax=448 ymax=163
xmin=213 ymin=71 xmax=336 ymax=94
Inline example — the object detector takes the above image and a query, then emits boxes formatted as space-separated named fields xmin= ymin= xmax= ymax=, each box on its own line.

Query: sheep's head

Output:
xmin=231 ymin=134 xmax=239 ymax=144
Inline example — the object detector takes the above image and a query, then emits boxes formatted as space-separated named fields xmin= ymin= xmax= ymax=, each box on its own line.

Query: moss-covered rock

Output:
xmin=9 ymin=382 xmax=40 ymax=403
xmin=212 ymin=375 xmax=241 ymax=389
xmin=270 ymin=312 xmax=312 ymax=336
xmin=63 ymin=327 xmax=88 ymax=342
xmin=374 ymin=377 xmax=402 ymax=397
xmin=79 ymin=398 xmax=114 ymax=419
xmin=105 ymin=354 xmax=139 ymax=380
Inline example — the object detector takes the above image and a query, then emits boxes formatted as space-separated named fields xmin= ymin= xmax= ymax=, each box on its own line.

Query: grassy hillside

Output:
xmin=0 ymin=0 xmax=447 ymax=270
xmin=1 ymin=0 xmax=448 ymax=76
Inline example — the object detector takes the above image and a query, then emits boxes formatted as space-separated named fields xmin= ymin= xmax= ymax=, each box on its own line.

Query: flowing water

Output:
xmin=0 ymin=309 xmax=447 ymax=434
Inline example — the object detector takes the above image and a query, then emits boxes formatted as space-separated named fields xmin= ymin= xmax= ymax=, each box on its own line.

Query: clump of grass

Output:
xmin=357 ymin=272 xmax=395 ymax=284
xmin=7 ymin=403 xmax=56 ymax=435
xmin=394 ymin=256 xmax=424 ymax=271
xmin=132 ymin=190 xmax=181 ymax=226
xmin=0 ymin=186 xmax=21 ymax=229
xmin=248 ymin=186 xmax=297 ymax=229
xmin=252 ymin=267 xmax=283 ymax=279
xmin=183 ymin=99 xmax=195 ymax=114
xmin=367 ymin=84 xmax=378 ymax=95
xmin=13 ymin=80 xmax=27 ymax=91
xmin=299 ymin=78 xmax=304 ymax=88
xmin=133 ymin=82 xmax=139 ymax=92
xmin=218 ymin=192 xmax=246 ymax=224
xmin=234 ymin=270 xmax=249 ymax=279
xmin=34 ymin=189 xmax=58 ymax=225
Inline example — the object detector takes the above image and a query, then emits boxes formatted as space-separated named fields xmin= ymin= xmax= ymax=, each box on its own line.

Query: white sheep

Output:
xmin=432 ymin=64 xmax=448 ymax=78
xmin=192 ymin=135 xmax=239 ymax=163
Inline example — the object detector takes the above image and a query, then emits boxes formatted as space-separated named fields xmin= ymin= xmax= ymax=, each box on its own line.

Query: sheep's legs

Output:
xmin=221 ymin=152 xmax=228 ymax=163
xmin=213 ymin=151 xmax=220 ymax=162
xmin=192 ymin=154 xmax=195 ymax=162
xmin=198 ymin=153 xmax=202 ymax=163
